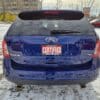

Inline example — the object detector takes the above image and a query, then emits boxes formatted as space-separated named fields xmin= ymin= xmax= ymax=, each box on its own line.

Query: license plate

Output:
xmin=42 ymin=45 xmax=62 ymax=55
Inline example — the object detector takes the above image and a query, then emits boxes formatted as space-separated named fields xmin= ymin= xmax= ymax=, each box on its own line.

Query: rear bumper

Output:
xmin=3 ymin=59 xmax=100 ymax=85
xmin=6 ymin=76 xmax=97 ymax=85
xmin=4 ymin=68 xmax=99 ymax=85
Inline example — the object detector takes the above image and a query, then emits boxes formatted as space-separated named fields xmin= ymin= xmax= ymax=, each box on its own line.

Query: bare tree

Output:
xmin=1 ymin=0 xmax=6 ymax=21
xmin=38 ymin=0 xmax=42 ymax=10
xmin=56 ymin=0 xmax=62 ymax=9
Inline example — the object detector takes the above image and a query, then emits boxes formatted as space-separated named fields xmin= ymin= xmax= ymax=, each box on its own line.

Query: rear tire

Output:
xmin=80 ymin=84 xmax=86 ymax=88
xmin=16 ymin=85 xmax=24 ymax=91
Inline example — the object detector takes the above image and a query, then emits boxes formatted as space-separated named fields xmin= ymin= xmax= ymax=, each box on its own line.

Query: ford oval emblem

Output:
xmin=45 ymin=37 xmax=58 ymax=43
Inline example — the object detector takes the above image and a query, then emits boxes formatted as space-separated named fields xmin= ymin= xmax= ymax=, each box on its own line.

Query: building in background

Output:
xmin=0 ymin=0 xmax=40 ymax=14
xmin=0 ymin=0 xmax=100 ymax=16
xmin=42 ymin=0 xmax=100 ymax=17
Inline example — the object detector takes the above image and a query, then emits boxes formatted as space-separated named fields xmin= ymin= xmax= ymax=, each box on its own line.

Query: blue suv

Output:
xmin=2 ymin=10 xmax=100 ymax=86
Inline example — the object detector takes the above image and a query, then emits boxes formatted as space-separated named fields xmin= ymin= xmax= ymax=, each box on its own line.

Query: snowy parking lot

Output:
xmin=0 ymin=24 xmax=100 ymax=100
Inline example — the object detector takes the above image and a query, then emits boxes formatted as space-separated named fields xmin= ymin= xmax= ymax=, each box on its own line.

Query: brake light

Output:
xmin=92 ymin=40 xmax=100 ymax=58
xmin=44 ymin=11 xmax=59 ymax=15
xmin=2 ymin=40 xmax=10 ymax=58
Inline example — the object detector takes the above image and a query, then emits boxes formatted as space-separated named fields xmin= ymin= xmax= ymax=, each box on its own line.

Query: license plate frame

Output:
xmin=42 ymin=45 xmax=62 ymax=55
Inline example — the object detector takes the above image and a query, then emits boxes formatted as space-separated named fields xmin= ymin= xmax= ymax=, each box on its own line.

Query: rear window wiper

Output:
xmin=51 ymin=30 xmax=80 ymax=35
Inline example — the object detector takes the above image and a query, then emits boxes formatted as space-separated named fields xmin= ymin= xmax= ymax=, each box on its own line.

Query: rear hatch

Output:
xmin=5 ymin=10 xmax=97 ymax=71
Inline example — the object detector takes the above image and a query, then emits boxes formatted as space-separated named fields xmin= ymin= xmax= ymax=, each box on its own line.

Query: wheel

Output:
xmin=15 ymin=85 xmax=24 ymax=91
xmin=80 ymin=84 xmax=86 ymax=88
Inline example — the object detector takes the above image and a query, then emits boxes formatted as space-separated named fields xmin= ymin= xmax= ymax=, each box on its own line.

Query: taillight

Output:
xmin=92 ymin=40 xmax=100 ymax=58
xmin=2 ymin=40 xmax=10 ymax=58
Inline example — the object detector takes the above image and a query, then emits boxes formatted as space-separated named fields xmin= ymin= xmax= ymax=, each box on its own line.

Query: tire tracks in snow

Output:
xmin=0 ymin=78 xmax=99 ymax=100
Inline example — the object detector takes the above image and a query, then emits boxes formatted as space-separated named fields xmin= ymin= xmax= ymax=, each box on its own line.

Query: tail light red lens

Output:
xmin=92 ymin=40 xmax=100 ymax=58
xmin=2 ymin=40 xmax=10 ymax=58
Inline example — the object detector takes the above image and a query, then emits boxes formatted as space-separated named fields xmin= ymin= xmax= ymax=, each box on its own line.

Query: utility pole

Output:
xmin=39 ymin=0 xmax=42 ymax=10
xmin=90 ymin=0 xmax=95 ymax=8
xmin=88 ymin=0 xmax=95 ymax=8
xmin=1 ymin=0 xmax=5 ymax=21
xmin=56 ymin=0 xmax=59 ymax=9
xmin=81 ymin=0 xmax=83 ymax=10
xmin=56 ymin=0 xmax=62 ymax=9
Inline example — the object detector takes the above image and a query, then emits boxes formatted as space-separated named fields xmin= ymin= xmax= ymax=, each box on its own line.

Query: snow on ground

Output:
xmin=0 ymin=78 xmax=99 ymax=100
xmin=95 ymin=28 xmax=100 ymax=38
xmin=0 ymin=23 xmax=100 ymax=100
xmin=0 ymin=23 xmax=11 ymax=40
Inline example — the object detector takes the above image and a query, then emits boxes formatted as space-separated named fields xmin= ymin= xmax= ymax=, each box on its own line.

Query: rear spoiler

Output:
xmin=19 ymin=10 xmax=84 ymax=20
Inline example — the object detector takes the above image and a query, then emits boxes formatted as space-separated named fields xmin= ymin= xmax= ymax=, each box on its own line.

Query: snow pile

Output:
xmin=95 ymin=28 xmax=100 ymax=39
xmin=0 ymin=24 xmax=11 ymax=40
xmin=91 ymin=74 xmax=100 ymax=100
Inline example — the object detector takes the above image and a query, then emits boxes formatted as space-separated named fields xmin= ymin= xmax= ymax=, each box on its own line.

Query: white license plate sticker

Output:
xmin=42 ymin=45 xmax=62 ymax=55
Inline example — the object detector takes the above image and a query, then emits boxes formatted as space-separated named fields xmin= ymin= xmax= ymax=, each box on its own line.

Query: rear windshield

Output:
xmin=18 ymin=10 xmax=84 ymax=20
xmin=7 ymin=11 xmax=95 ymax=36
